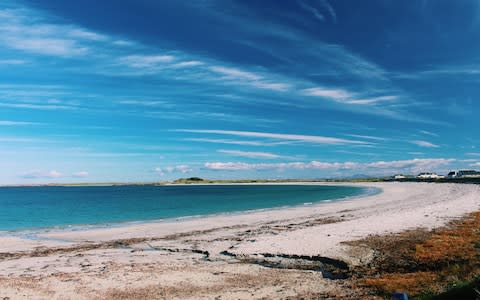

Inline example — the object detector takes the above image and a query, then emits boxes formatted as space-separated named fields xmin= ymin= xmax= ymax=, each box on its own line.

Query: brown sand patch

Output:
xmin=345 ymin=212 xmax=480 ymax=297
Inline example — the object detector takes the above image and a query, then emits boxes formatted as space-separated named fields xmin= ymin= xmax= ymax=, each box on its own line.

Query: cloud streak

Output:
xmin=205 ymin=158 xmax=455 ymax=174
xmin=176 ymin=129 xmax=369 ymax=145
xmin=412 ymin=140 xmax=440 ymax=148
xmin=184 ymin=138 xmax=290 ymax=147
xmin=218 ymin=149 xmax=281 ymax=159
xmin=155 ymin=165 xmax=193 ymax=176
xmin=21 ymin=170 xmax=62 ymax=179
xmin=0 ymin=120 xmax=41 ymax=126
xmin=302 ymin=87 xmax=398 ymax=106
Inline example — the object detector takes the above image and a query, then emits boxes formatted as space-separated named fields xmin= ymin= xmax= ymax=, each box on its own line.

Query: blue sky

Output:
xmin=1 ymin=0 xmax=480 ymax=184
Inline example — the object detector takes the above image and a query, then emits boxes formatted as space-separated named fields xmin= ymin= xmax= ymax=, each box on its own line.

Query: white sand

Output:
xmin=0 ymin=182 xmax=479 ymax=299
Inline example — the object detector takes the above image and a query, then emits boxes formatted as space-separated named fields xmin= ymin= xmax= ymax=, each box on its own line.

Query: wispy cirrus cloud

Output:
xmin=175 ymin=129 xmax=369 ymax=145
xmin=0 ymin=59 xmax=27 ymax=65
xmin=0 ymin=6 xmax=121 ymax=59
xmin=208 ymin=66 xmax=290 ymax=92
xmin=419 ymin=130 xmax=438 ymax=137
xmin=209 ymin=66 xmax=261 ymax=81
xmin=218 ymin=149 xmax=281 ymax=159
xmin=346 ymin=134 xmax=388 ymax=141
xmin=302 ymin=87 xmax=398 ymax=106
xmin=0 ymin=9 xmax=94 ymax=57
xmin=0 ymin=120 xmax=42 ymax=126
xmin=0 ymin=102 xmax=78 ymax=110
xmin=118 ymin=100 xmax=169 ymax=107
xmin=302 ymin=87 xmax=352 ymax=100
xmin=298 ymin=0 xmax=325 ymax=22
xmin=118 ymin=54 xmax=175 ymax=68
xmin=170 ymin=60 xmax=204 ymax=68
xmin=4 ymin=37 xmax=88 ymax=56
xmin=184 ymin=138 xmax=290 ymax=147
xmin=412 ymin=140 xmax=440 ymax=148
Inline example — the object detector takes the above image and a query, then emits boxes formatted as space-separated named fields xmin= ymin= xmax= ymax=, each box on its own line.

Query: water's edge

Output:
xmin=0 ymin=184 xmax=381 ymax=239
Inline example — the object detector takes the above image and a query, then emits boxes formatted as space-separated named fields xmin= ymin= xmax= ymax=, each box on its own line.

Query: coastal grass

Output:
xmin=348 ymin=211 xmax=480 ymax=299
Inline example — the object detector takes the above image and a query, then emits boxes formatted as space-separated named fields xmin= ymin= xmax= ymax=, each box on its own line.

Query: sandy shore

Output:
xmin=0 ymin=182 xmax=479 ymax=299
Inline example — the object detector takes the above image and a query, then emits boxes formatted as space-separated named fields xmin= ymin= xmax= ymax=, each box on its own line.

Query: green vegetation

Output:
xmin=171 ymin=177 xmax=320 ymax=184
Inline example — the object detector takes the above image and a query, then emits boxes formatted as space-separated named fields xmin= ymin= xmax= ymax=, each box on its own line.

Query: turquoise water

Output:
xmin=0 ymin=184 xmax=371 ymax=231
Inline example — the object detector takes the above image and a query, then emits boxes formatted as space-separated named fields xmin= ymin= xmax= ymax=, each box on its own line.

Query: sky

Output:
xmin=1 ymin=0 xmax=480 ymax=184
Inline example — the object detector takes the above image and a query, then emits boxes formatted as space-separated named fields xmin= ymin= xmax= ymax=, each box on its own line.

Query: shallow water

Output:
xmin=0 ymin=184 xmax=369 ymax=231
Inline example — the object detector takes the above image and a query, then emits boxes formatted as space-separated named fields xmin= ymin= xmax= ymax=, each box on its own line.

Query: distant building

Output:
xmin=417 ymin=172 xmax=443 ymax=179
xmin=457 ymin=170 xmax=480 ymax=178
xmin=394 ymin=174 xmax=407 ymax=179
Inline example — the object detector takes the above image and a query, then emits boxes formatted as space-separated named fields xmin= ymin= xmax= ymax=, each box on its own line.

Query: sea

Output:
xmin=0 ymin=184 xmax=375 ymax=231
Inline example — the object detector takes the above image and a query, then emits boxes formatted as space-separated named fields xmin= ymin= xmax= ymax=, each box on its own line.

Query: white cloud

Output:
xmin=346 ymin=95 xmax=398 ymax=105
xmin=204 ymin=161 xmax=359 ymax=171
xmin=204 ymin=158 xmax=455 ymax=174
xmin=0 ymin=7 xmax=115 ymax=57
xmin=155 ymin=165 xmax=192 ymax=175
xmin=298 ymin=0 xmax=325 ymax=21
xmin=466 ymin=153 xmax=480 ymax=156
xmin=119 ymin=55 xmax=175 ymax=68
xmin=184 ymin=138 xmax=289 ymax=146
xmin=22 ymin=170 xmax=63 ymax=179
xmin=3 ymin=36 xmax=88 ymax=56
xmin=205 ymin=162 xmax=253 ymax=171
xmin=412 ymin=140 xmax=440 ymax=148
xmin=208 ymin=66 xmax=290 ymax=92
xmin=0 ymin=120 xmax=40 ymax=126
xmin=0 ymin=102 xmax=77 ymax=110
xmin=218 ymin=149 xmax=281 ymax=159
xmin=48 ymin=170 xmax=62 ymax=178
xmin=346 ymin=134 xmax=387 ymax=141
xmin=68 ymin=29 xmax=107 ymax=41
xmin=154 ymin=167 xmax=165 ymax=176
xmin=366 ymin=158 xmax=453 ymax=171
xmin=119 ymin=100 xmax=168 ymax=107
xmin=419 ymin=130 xmax=438 ymax=137
xmin=21 ymin=170 xmax=89 ymax=179
xmin=209 ymin=66 xmax=261 ymax=81
xmin=72 ymin=171 xmax=89 ymax=178
xmin=0 ymin=59 xmax=27 ymax=65
xmin=176 ymin=164 xmax=193 ymax=174
xmin=302 ymin=87 xmax=397 ymax=106
xmin=170 ymin=60 xmax=204 ymax=68
xmin=113 ymin=40 xmax=135 ymax=46
xmin=176 ymin=129 xmax=368 ymax=145
xmin=250 ymin=81 xmax=290 ymax=92
xmin=319 ymin=0 xmax=337 ymax=23
xmin=302 ymin=87 xmax=352 ymax=100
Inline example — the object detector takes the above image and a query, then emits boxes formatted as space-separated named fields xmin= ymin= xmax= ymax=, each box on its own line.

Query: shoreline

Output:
xmin=0 ymin=182 xmax=379 ymax=238
xmin=1 ymin=182 xmax=479 ymax=299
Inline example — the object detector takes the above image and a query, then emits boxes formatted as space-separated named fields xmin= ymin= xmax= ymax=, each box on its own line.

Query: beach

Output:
xmin=1 ymin=182 xmax=479 ymax=299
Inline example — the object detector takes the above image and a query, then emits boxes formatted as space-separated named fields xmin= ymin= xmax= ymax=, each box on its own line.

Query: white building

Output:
xmin=457 ymin=170 xmax=480 ymax=178
xmin=417 ymin=172 xmax=443 ymax=179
